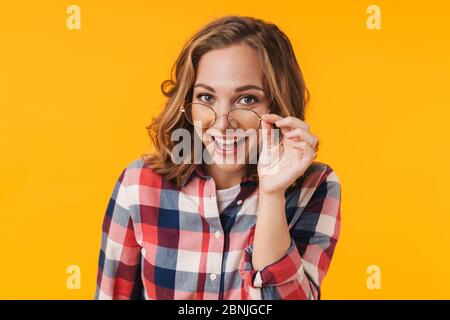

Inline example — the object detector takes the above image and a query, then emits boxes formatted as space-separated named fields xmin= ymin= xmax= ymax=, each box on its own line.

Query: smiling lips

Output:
xmin=212 ymin=135 xmax=246 ymax=155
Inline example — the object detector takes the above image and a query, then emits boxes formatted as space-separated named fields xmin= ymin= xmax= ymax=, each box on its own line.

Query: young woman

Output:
xmin=95 ymin=15 xmax=341 ymax=300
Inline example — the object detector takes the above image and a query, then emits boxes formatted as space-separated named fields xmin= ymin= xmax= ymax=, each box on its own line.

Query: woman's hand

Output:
xmin=257 ymin=113 xmax=318 ymax=196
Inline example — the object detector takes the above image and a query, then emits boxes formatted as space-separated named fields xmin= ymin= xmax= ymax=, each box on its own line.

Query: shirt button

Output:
xmin=210 ymin=273 xmax=217 ymax=281
xmin=214 ymin=230 xmax=221 ymax=238
xmin=236 ymin=199 xmax=243 ymax=205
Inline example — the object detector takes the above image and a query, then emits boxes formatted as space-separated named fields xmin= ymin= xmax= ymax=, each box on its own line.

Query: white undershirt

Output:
xmin=215 ymin=183 xmax=241 ymax=213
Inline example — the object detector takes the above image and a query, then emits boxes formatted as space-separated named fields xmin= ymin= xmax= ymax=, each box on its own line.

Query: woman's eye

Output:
xmin=197 ymin=93 xmax=214 ymax=103
xmin=238 ymin=95 xmax=258 ymax=105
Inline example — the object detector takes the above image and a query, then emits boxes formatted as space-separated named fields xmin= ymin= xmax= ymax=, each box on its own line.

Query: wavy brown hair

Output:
xmin=141 ymin=15 xmax=317 ymax=188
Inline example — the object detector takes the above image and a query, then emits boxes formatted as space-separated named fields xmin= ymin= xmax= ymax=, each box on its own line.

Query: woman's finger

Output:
xmin=293 ymin=144 xmax=317 ymax=162
xmin=261 ymin=113 xmax=284 ymax=124
xmin=262 ymin=114 xmax=313 ymax=138
xmin=263 ymin=122 xmax=290 ymax=136
xmin=275 ymin=116 xmax=309 ymax=131
xmin=291 ymin=140 xmax=317 ymax=156
xmin=284 ymin=128 xmax=318 ymax=148
xmin=261 ymin=114 xmax=291 ymax=135
xmin=260 ymin=114 xmax=275 ymax=150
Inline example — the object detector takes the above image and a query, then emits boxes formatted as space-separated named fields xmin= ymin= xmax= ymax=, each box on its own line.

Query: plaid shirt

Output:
xmin=95 ymin=158 xmax=341 ymax=300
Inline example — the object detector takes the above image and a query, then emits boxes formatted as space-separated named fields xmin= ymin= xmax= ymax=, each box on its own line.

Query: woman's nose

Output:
xmin=213 ymin=111 xmax=232 ymax=130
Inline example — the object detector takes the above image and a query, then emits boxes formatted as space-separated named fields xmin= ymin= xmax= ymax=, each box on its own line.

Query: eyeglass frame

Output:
xmin=180 ymin=101 xmax=272 ymax=130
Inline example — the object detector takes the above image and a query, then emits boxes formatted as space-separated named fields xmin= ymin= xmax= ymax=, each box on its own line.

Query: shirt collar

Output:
xmin=180 ymin=164 xmax=258 ymax=188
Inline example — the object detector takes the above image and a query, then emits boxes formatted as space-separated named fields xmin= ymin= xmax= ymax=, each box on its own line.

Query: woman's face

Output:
xmin=192 ymin=43 xmax=270 ymax=174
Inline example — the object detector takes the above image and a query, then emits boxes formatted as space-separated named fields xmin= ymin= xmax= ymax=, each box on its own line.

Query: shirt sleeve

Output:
xmin=94 ymin=167 xmax=143 ymax=300
xmin=240 ymin=165 xmax=341 ymax=300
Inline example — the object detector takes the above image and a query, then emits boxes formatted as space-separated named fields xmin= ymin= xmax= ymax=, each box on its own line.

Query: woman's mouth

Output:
xmin=212 ymin=135 xmax=246 ymax=156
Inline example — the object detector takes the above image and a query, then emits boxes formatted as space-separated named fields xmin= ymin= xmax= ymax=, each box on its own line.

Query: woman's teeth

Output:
xmin=213 ymin=136 xmax=245 ymax=151
xmin=215 ymin=137 xmax=235 ymax=145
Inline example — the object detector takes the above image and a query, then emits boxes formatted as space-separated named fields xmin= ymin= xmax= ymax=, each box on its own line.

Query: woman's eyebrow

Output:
xmin=235 ymin=85 xmax=265 ymax=93
xmin=194 ymin=83 xmax=265 ymax=93
xmin=194 ymin=83 xmax=215 ymax=92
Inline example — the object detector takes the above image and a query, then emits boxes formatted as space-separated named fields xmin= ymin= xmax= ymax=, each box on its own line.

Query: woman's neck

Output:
xmin=203 ymin=164 xmax=247 ymax=190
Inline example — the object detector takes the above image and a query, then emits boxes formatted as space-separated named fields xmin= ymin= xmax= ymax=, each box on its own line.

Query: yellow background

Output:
xmin=1 ymin=0 xmax=449 ymax=299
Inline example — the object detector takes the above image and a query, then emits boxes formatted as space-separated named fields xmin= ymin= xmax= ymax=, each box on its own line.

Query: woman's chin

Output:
xmin=211 ymin=160 xmax=246 ymax=172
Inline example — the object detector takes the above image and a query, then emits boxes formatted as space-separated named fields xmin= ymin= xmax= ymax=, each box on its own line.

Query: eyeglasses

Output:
xmin=181 ymin=102 xmax=271 ymax=130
